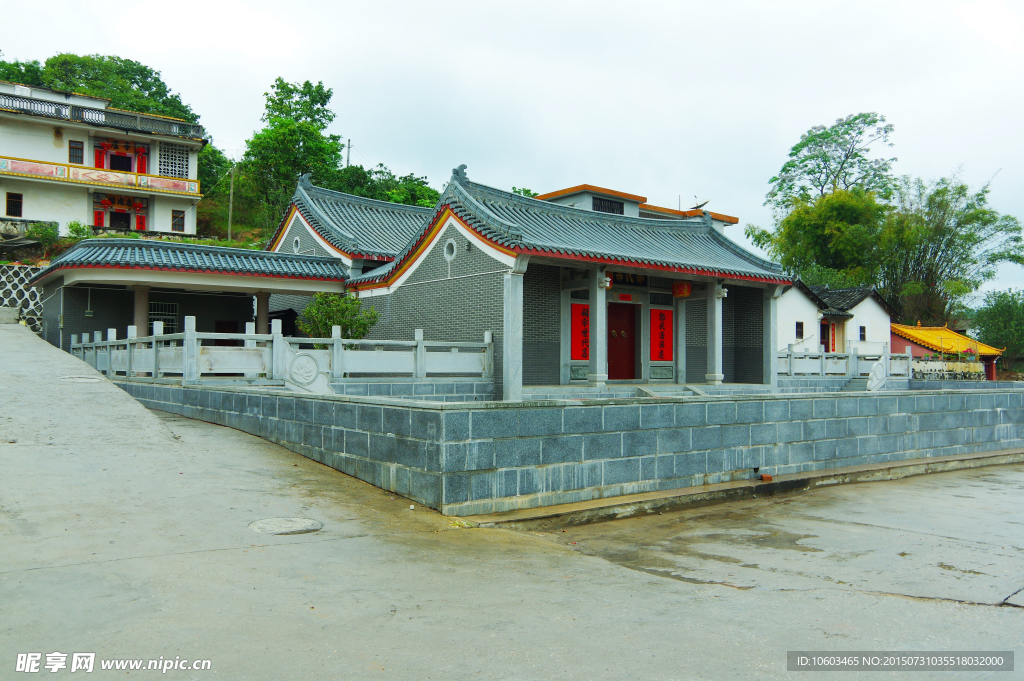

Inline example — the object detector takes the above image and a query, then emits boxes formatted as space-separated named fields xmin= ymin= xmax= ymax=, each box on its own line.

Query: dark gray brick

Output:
xmin=383 ymin=407 xmax=411 ymax=437
xmin=722 ymin=424 xmax=751 ymax=448
xmin=564 ymin=407 xmax=603 ymax=433
xmin=604 ymin=405 xmax=640 ymax=431
xmin=837 ymin=398 xmax=859 ymax=417
xmin=675 ymin=403 xmax=707 ymax=427
xmin=692 ymin=425 xmax=722 ymax=450
xmin=603 ymin=458 xmax=640 ymax=485
xmin=443 ymin=411 xmax=469 ymax=441
xmin=640 ymin=404 xmax=675 ymax=429
xmin=658 ymin=428 xmax=691 ymax=454
xmin=789 ymin=399 xmax=813 ymax=419
xmin=494 ymin=438 xmax=541 ymax=467
xmin=622 ymin=430 xmax=658 ymax=457
xmin=764 ymin=399 xmax=790 ymax=421
xmin=583 ymin=433 xmax=622 ymax=460
xmin=812 ymin=398 xmax=837 ymax=419
xmin=519 ymin=408 xmax=563 ymax=436
xmin=750 ymin=422 xmax=778 ymax=445
xmin=706 ymin=402 xmax=737 ymax=425
xmin=736 ymin=401 xmax=764 ymax=424
xmin=358 ymin=406 xmax=384 ymax=433
xmin=471 ymin=409 xmax=518 ymax=439
xmin=541 ymin=435 xmax=584 ymax=464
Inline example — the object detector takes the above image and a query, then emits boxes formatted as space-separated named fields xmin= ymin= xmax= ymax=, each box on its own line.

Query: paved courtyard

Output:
xmin=1 ymin=324 xmax=1022 ymax=680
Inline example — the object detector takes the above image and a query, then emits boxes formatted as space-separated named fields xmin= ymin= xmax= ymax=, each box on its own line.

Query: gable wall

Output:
xmin=359 ymin=223 xmax=507 ymax=392
xmin=847 ymin=297 xmax=892 ymax=352
xmin=279 ymin=213 xmax=332 ymax=258
xmin=778 ymin=286 xmax=822 ymax=351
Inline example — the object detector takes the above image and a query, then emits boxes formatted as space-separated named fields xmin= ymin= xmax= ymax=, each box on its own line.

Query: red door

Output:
xmin=608 ymin=303 xmax=636 ymax=380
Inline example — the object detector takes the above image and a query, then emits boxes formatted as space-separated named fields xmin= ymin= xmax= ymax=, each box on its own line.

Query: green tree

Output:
xmin=746 ymin=188 xmax=887 ymax=284
xmin=198 ymin=143 xmax=233 ymax=196
xmin=876 ymin=176 xmax=1024 ymax=324
xmin=332 ymin=164 xmax=439 ymax=207
xmin=766 ymin=112 xmax=896 ymax=212
xmin=298 ymin=292 xmax=379 ymax=340
xmin=262 ymin=77 xmax=335 ymax=129
xmin=0 ymin=52 xmax=44 ymax=86
xmin=972 ymin=290 xmax=1024 ymax=369
xmin=512 ymin=187 xmax=538 ymax=197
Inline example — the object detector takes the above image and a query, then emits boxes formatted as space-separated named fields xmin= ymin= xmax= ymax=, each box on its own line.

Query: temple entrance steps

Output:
xmin=841 ymin=377 xmax=870 ymax=392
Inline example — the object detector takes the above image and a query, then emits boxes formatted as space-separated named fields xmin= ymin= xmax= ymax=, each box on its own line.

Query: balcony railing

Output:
xmin=0 ymin=155 xmax=200 ymax=196
xmin=0 ymin=92 xmax=205 ymax=139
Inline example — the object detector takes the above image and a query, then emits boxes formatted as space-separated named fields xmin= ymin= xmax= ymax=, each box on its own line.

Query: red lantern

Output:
xmin=100 ymin=199 xmax=112 ymax=208
xmin=132 ymin=202 xmax=145 ymax=212
xmin=100 ymin=141 xmax=112 ymax=151
xmin=135 ymin=146 xmax=147 ymax=155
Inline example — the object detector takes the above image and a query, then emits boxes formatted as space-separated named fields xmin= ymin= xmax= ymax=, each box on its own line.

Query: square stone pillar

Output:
xmin=764 ymin=285 xmax=782 ymax=388
xmin=132 ymin=285 xmax=150 ymax=335
xmin=502 ymin=256 xmax=530 ymax=401
xmin=587 ymin=268 xmax=608 ymax=385
xmin=706 ymin=283 xmax=724 ymax=385
xmin=255 ymin=291 xmax=271 ymax=335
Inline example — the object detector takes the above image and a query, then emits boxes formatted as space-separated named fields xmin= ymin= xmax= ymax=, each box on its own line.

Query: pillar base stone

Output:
xmin=705 ymin=373 xmax=724 ymax=386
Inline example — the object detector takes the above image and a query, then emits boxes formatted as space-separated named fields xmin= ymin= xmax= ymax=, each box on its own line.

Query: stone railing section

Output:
xmin=112 ymin=381 xmax=1024 ymax=516
xmin=0 ymin=91 xmax=205 ymax=138
xmin=0 ymin=156 xmax=200 ymax=196
xmin=72 ymin=316 xmax=493 ymax=392
xmin=778 ymin=348 xmax=911 ymax=381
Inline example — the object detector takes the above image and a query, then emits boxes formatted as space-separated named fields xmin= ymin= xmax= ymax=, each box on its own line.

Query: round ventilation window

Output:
xmin=292 ymin=237 xmax=301 ymax=254
xmin=443 ymin=239 xmax=457 ymax=261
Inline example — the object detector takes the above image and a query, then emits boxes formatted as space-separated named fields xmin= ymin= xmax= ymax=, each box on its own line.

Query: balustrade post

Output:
xmin=414 ymin=329 xmax=426 ymax=379
xmin=331 ymin=326 xmax=343 ymax=379
xmin=484 ymin=331 xmax=494 ymax=379
xmin=183 ymin=316 xmax=198 ymax=385
xmin=244 ymin=322 xmax=257 ymax=379
xmin=70 ymin=334 xmax=78 ymax=360
xmin=820 ymin=351 xmax=826 ymax=377
xmin=787 ymin=343 xmax=795 ymax=377
xmin=127 ymin=325 xmax=137 ymax=377
xmin=270 ymin=319 xmax=287 ymax=381
xmin=152 ymin=321 xmax=163 ymax=379
xmin=106 ymin=328 xmax=116 ymax=377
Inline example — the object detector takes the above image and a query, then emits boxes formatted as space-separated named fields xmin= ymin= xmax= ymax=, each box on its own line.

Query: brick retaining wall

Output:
xmin=115 ymin=382 xmax=1024 ymax=516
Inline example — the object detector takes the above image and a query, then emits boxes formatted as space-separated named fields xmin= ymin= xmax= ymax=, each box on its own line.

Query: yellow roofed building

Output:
xmin=891 ymin=322 xmax=1003 ymax=380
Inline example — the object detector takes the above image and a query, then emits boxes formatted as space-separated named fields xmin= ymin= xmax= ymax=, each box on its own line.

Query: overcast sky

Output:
xmin=5 ymin=0 xmax=1023 ymax=297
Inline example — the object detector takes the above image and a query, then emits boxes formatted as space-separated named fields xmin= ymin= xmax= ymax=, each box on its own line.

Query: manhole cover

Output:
xmin=248 ymin=518 xmax=323 ymax=535
xmin=60 ymin=376 xmax=102 ymax=382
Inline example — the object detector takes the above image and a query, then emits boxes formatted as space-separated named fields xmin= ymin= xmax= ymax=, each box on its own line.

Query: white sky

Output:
xmin=5 ymin=0 xmax=1023 ymax=299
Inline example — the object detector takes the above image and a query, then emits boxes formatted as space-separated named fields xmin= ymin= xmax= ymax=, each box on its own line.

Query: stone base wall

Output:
xmin=115 ymin=381 xmax=1024 ymax=517
xmin=330 ymin=380 xmax=494 ymax=402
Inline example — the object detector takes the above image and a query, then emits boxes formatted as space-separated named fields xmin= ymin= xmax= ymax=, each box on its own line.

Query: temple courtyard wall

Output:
xmin=114 ymin=381 xmax=1024 ymax=516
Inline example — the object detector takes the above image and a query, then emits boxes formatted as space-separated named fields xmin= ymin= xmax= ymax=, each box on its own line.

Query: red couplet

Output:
xmin=571 ymin=303 xmax=591 ymax=361
xmin=650 ymin=308 xmax=673 ymax=362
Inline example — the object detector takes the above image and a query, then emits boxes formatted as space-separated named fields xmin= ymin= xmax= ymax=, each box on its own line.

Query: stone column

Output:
xmin=502 ymin=256 xmax=530 ymax=401
xmin=705 ymin=283 xmax=724 ymax=385
xmin=587 ymin=267 xmax=608 ymax=385
xmin=674 ymin=297 xmax=686 ymax=384
xmin=255 ymin=291 xmax=270 ymax=335
xmin=763 ymin=285 xmax=782 ymax=388
xmin=132 ymin=285 xmax=150 ymax=335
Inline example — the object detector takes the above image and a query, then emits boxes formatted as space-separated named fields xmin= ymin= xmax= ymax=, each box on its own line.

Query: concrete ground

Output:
xmin=1 ymin=324 xmax=1022 ymax=680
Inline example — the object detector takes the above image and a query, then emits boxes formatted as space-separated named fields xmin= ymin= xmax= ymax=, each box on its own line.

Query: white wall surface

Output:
xmin=0 ymin=177 xmax=89 ymax=233
xmin=150 ymin=196 xmax=197 ymax=234
xmin=777 ymin=286 xmax=823 ymax=351
xmin=845 ymin=296 xmax=892 ymax=354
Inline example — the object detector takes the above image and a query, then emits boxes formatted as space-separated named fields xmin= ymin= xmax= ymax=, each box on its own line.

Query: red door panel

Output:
xmin=608 ymin=303 xmax=636 ymax=380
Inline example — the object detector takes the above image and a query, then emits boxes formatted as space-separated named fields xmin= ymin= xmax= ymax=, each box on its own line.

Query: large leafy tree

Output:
xmin=262 ymin=77 xmax=335 ymax=129
xmin=333 ymin=164 xmax=439 ymax=208
xmin=747 ymin=188 xmax=886 ymax=286
xmin=876 ymin=176 xmax=1024 ymax=324
xmin=972 ymin=290 xmax=1024 ymax=369
xmin=766 ymin=112 xmax=896 ymax=212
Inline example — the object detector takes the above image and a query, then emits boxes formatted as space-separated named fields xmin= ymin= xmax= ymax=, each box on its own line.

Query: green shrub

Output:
xmin=297 ymin=292 xmax=379 ymax=340
xmin=25 ymin=222 xmax=59 ymax=248
xmin=66 ymin=220 xmax=92 ymax=239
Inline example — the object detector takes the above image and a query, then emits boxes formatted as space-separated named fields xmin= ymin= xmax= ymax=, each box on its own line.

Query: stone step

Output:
xmin=841 ymin=377 xmax=870 ymax=392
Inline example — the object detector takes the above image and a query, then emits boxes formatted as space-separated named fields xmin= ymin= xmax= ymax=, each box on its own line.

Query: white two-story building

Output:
xmin=0 ymin=81 xmax=204 ymax=236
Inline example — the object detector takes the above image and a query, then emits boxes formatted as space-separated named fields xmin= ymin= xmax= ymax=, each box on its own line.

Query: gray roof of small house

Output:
xmin=809 ymin=285 xmax=897 ymax=317
xmin=29 ymin=238 xmax=349 ymax=285
xmin=283 ymin=175 xmax=432 ymax=259
xmin=348 ymin=172 xmax=788 ymax=285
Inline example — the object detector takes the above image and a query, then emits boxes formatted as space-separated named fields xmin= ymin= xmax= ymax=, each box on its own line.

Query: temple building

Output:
xmin=267 ymin=167 xmax=791 ymax=399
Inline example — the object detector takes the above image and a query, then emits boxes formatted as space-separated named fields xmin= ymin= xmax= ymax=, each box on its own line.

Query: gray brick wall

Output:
xmin=281 ymin=215 xmax=331 ymax=257
xmin=523 ymin=264 xmax=560 ymax=386
xmin=723 ymin=285 xmax=763 ymax=383
xmin=685 ymin=298 xmax=707 ymax=382
xmin=361 ymin=225 xmax=506 ymax=393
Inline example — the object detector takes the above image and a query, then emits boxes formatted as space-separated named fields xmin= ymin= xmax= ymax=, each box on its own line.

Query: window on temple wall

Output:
xmin=159 ymin=143 xmax=189 ymax=178
xmin=796 ymin=321 xmax=804 ymax=340
xmin=171 ymin=210 xmax=185 ymax=232
xmin=69 ymin=141 xmax=84 ymax=165
xmin=860 ymin=326 xmax=867 ymax=342
xmin=6 ymin=193 xmax=23 ymax=217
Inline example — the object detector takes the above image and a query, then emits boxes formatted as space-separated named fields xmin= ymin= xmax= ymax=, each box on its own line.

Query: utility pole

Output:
xmin=346 ymin=139 xmax=351 ymax=168
xmin=227 ymin=165 xmax=235 ymax=242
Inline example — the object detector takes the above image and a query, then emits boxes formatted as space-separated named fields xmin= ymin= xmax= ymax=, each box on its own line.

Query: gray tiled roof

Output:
xmin=809 ymin=285 xmax=896 ymax=316
xmin=349 ymin=174 xmax=788 ymax=285
xmin=285 ymin=176 xmax=432 ymax=259
xmin=29 ymin=238 xmax=348 ymax=284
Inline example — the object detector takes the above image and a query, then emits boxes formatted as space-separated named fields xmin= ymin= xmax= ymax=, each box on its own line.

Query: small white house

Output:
xmin=0 ymin=81 xmax=205 ymax=236
xmin=778 ymin=282 xmax=896 ymax=354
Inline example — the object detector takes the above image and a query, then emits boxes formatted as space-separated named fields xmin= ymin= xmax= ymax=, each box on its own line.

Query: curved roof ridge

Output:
xmin=301 ymin=181 xmax=434 ymax=215
xmin=705 ymin=227 xmax=784 ymax=274
xmin=447 ymin=180 xmax=521 ymax=236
